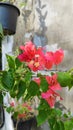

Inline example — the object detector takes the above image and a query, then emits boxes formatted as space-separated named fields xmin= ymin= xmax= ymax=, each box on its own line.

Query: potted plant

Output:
xmin=0 ymin=41 xmax=73 ymax=130
xmin=7 ymin=101 xmax=36 ymax=130
xmin=0 ymin=0 xmax=20 ymax=35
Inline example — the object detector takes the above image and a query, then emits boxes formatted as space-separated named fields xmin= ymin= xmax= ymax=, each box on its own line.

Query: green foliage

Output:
xmin=53 ymin=120 xmax=65 ymax=130
xmin=0 ymin=45 xmax=73 ymax=130
xmin=36 ymin=99 xmax=50 ymax=126
xmin=40 ymin=77 xmax=48 ymax=92
xmin=36 ymin=100 xmax=66 ymax=130
xmin=36 ymin=100 xmax=73 ymax=130
xmin=0 ymin=23 xmax=3 ymax=41
xmin=64 ymin=118 xmax=73 ymax=130
xmin=0 ymin=92 xmax=3 ymax=104
xmin=6 ymin=54 xmax=15 ymax=69
xmin=17 ymin=80 xmax=26 ymax=100
xmin=27 ymin=81 xmax=40 ymax=97
xmin=15 ymin=57 xmax=22 ymax=68
xmin=24 ymin=71 xmax=32 ymax=83
xmin=2 ymin=70 xmax=14 ymax=90
xmin=36 ymin=109 xmax=49 ymax=126
xmin=6 ymin=106 xmax=14 ymax=113
xmin=57 ymin=72 xmax=73 ymax=89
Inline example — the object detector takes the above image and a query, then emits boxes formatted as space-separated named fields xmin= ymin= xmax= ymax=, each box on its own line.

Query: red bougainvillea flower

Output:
xmin=19 ymin=45 xmax=25 ymax=51
xmin=10 ymin=101 xmax=15 ymax=107
xmin=33 ymin=78 xmax=41 ymax=85
xmin=46 ymin=74 xmax=62 ymax=91
xmin=41 ymin=89 xmax=62 ymax=108
xmin=44 ymin=52 xmax=54 ymax=69
xmin=53 ymin=49 xmax=64 ymax=65
xmin=28 ymin=52 xmax=45 ymax=71
xmin=22 ymin=102 xmax=29 ymax=107
xmin=36 ymin=47 xmax=46 ymax=65
xmin=18 ymin=113 xmax=26 ymax=119
xmin=24 ymin=41 xmax=36 ymax=58
xmin=18 ymin=41 xmax=36 ymax=62
xmin=28 ymin=59 xmax=42 ymax=71
xmin=22 ymin=103 xmax=32 ymax=111
xmin=17 ymin=52 xmax=30 ymax=62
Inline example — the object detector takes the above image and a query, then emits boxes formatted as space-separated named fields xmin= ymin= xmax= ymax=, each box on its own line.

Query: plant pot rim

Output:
xmin=0 ymin=2 xmax=20 ymax=16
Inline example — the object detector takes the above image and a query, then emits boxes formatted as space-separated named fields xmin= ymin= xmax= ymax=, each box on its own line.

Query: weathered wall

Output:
xmin=14 ymin=0 xmax=73 ymax=112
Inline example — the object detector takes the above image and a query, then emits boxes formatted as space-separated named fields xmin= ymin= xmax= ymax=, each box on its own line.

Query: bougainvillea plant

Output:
xmin=8 ymin=101 xmax=35 ymax=120
xmin=0 ymin=41 xmax=73 ymax=130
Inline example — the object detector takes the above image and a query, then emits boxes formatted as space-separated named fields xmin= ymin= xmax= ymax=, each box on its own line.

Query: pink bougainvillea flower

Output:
xmin=35 ymin=47 xmax=46 ymax=66
xmin=33 ymin=78 xmax=41 ymax=85
xmin=44 ymin=59 xmax=53 ymax=70
xmin=17 ymin=52 xmax=29 ymax=62
xmin=18 ymin=41 xmax=36 ymax=62
xmin=44 ymin=58 xmax=53 ymax=70
xmin=10 ymin=101 xmax=15 ymax=107
xmin=28 ymin=60 xmax=42 ymax=71
xmin=46 ymin=95 xmax=56 ymax=108
xmin=53 ymin=49 xmax=64 ymax=65
xmin=22 ymin=102 xmax=29 ymax=107
xmin=28 ymin=53 xmax=45 ymax=71
xmin=41 ymin=89 xmax=62 ymax=108
xmin=18 ymin=113 xmax=26 ymax=119
xmin=28 ymin=46 xmax=46 ymax=71
xmin=27 ymin=106 xmax=32 ymax=111
xmin=45 ymin=52 xmax=54 ymax=60
xmin=24 ymin=41 xmax=36 ymax=59
xmin=41 ymin=74 xmax=62 ymax=107
xmin=22 ymin=103 xmax=32 ymax=111
xmin=44 ymin=52 xmax=54 ymax=70
xmin=19 ymin=45 xmax=25 ymax=51
xmin=46 ymin=74 xmax=62 ymax=91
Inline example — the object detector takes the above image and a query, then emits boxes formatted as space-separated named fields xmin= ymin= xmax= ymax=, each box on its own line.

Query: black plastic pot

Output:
xmin=17 ymin=117 xmax=36 ymax=130
xmin=0 ymin=105 xmax=5 ymax=128
xmin=0 ymin=2 xmax=20 ymax=35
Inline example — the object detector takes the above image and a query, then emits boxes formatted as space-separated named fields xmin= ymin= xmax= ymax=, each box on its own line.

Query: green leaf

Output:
xmin=57 ymin=72 xmax=72 ymax=89
xmin=38 ymin=99 xmax=50 ymax=110
xmin=54 ymin=108 xmax=62 ymax=117
xmin=28 ymin=81 xmax=40 ymax=97
xmin=0 ymin=92 xmax=3 ymax=104
xmin=36 ymin=109 xmax=49 ymax=126
xmin=25 ymin=71 xmax=32 ymax=83
xmin=54 ymin=121 xmax=64 ymax=130
xmin=0 ymin=23 xmax=3 ymax=40
xmin=15 ymin=57 xmax=22 ymax=68
xmin=12 ymin=112 xmax=18 ymax=120
xmin=6 ymin=54 xmax=15 ymax=69
xmin=2 ymin=71 xmax=14 ymax=90
xmin=48 ymin=118 xmax=56 ymax=130
xmin=0 ymin=76 xmax=5 ymax=90
xmin=53 ymin=121 xmax=60 ymax=130
xmin=64 ymin=119 xmax=73 ymax=130
xmin=36 ymin=99 xmax=51 ymax=126
xmin=40 ymin=77 xmax=48 ymax=92
xmin=59 ymin=121 xmax=65 ymax=130
xmin=6 ymin=106 xmax=13 ymax=113
xmin=17 ymin=80 xmax=26 ymax=100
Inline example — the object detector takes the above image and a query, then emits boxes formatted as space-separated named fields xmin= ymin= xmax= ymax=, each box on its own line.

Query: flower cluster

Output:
xmin=18 ymin=41 xmax=64 ymax=71
xmin=1 ymin=41 xmax=73 ymax=130
xmin=34 ymin=74 xmax=63 ymax=108
xmin=17 ymin=41 xmax=64 ymax=108
xmin=8 ymin=101 xmax=35 ymax=121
